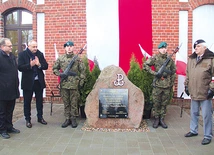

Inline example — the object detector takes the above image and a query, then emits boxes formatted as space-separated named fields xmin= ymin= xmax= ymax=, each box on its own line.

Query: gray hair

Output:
xmin=201 ymin=42 xmax=208 ymax=48
xmin=28 ymin=40 xmax=37 ymax=46
xmin=0 ymin=38 xmax=10 ymax=46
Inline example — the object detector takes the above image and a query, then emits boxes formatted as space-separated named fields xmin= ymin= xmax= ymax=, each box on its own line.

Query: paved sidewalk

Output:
xmin=0 ymin=104 xmax=213 ymax=155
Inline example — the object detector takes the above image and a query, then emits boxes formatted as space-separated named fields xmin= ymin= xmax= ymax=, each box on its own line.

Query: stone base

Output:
xmin=81 ymin=120 xmax=149 ymax=132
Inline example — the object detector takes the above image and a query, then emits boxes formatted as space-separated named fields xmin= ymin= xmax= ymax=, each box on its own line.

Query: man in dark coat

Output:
xmin=18 ymin=40 xmax=48 ymax=128
xmin=0 ymin=38 xmax=20 ymax=139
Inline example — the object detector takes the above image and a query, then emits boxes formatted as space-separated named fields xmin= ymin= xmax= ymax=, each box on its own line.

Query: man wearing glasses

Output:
xmin=0 ymin=38 xmax=20 ymax=139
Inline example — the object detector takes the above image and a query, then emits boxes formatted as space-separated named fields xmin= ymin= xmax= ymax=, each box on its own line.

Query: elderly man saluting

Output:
xmin=184 ymin=39 xmax=214 ymax=145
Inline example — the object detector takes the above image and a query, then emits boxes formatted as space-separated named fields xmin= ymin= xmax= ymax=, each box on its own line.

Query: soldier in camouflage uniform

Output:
xmin=143 ymin=42 xmax=176 ymax=129
xmin=52 ymin=41 xmax=86 ymax=128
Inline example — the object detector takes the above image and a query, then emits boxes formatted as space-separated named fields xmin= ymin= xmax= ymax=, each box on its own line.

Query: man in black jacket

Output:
xmin=18 ymin=40 xmax=48 ymax=128
xmin=0 ymin=38 xmax=20 ymax=139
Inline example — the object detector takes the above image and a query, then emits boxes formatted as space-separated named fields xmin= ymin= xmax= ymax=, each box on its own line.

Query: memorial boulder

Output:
xmin=85 ymin=65 xmax=144 ymax=129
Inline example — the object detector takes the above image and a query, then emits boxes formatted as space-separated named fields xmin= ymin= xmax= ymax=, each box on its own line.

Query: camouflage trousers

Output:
xmin=60 ymin=88 xmax=80 ymax=119
xmin=152 ymin=87 xmax=171 ymax=118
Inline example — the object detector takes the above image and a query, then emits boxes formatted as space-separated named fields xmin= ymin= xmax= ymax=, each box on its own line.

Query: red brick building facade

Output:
xmin=0 ymin=0 xmax=214 ymax=100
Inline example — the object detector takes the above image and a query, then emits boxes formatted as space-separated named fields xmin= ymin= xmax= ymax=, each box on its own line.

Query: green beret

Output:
xmin=158 ymin=42 xmax=167 ymax=49
xmin=64 ymin=41 xmax=74 ymax=47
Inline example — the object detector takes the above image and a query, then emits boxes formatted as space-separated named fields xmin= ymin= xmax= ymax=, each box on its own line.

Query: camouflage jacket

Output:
xmin=143 ymin=53 xmax=176 ymax=88
xmin=52 ymin=53 xmax=86 ymax=89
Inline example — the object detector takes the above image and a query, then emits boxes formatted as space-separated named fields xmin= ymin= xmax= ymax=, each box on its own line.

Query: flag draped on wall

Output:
xmin=86 ymin=0 xmax=152 ymax=73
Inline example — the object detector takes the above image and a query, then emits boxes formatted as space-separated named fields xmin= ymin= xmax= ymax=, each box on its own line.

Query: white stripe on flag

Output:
xmin=86 ymin=0 xmax=119 ymax=70
xmin=54 ymin=43 xmax=59 ymax=60
xmin=139 ymin=44 xmax=151 ymax=58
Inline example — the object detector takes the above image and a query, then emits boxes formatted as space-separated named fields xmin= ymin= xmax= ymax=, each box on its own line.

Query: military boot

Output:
xmin=153 ymin=116 xmax=159 ymax=128
xmin=71 ymin=117 xmax=78 ymax=128
xmin=159 ymin=118 xmax=168 ymax=129
xmin=61 ymin=119 xmax=71 ymax=128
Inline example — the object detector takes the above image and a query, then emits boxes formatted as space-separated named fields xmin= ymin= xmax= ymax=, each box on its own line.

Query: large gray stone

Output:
xmin=85 ymin=65 xmax=144 ymax=129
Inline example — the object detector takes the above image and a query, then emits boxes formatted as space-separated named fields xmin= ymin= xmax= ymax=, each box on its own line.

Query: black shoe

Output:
xmin=201 ymin=138 xmax=211 ymax=145
xmin=159 ymin=118 xmax=168 ymax=129
xmin=61 ymin=119 xmax=71 ymax=128
xmin=38 ymin=118 xmax=47 ymax=125
xmin=153 ymin=117 xmax=159 ymax=128
xmin=185 ymin=132 xmax=198 ymax=137
xmin=26 ymin=121 xmax=32 ymax=128
xmin=0 ymin=132 xmax=10 ymax=139
xmin=7 ymin=127 xmax=20 ymax=134
xmin=71 ymin=118 xmax=78 ymax=128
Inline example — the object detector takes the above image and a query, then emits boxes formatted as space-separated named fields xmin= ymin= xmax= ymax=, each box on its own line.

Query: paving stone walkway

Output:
xmin=0 ymin=104 xmax=214 ymax=155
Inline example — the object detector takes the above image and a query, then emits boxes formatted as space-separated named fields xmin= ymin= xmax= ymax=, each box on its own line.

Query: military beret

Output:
xmin=158 ymin=42 xmax=167 ymax=49
xmin=193 ymin=39 xmax=205 ymax=49
xmin=64 ymin=41 xmax=74 ymax=47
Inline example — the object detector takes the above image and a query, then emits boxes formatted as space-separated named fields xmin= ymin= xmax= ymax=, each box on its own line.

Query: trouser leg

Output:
xmin=70 ymin=89 xmax=79 ymax=128
xmin=152 ymin=88 xmax=162 ymax=117
xmin=69 ymin=89 xmax=80 ymax=118
xmin=152 ymin=88 xmax=161 ymax=128
xmin=5 ymin=100 xmax=15 ymax=130
xmin=0 ymin=100 xmax=7 ymax=133
xmin=190 ymin=100 xmax=200 ymax=134
xmin=23 ymin=90 xmax=33 ymax=121
xmin=201 ymin=100 xmax=213 ymax=139
xmin=61 ymin=88 xmax=71 ymax=119
xmin=159 ymin=88 xmax=170 ymax=118
xmin=33 ymin=81 xmax=43 ymax=119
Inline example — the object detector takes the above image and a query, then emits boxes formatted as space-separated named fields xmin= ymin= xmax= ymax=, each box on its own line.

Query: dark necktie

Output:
xmin=197 ymin=56 xmax=201 ymax=62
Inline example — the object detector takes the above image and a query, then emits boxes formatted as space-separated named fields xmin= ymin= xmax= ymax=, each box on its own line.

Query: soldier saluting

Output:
xmin=143 ymin=42 xmax=176 ymax=129
xmin=53 ymin=41 xmax=86 ymax=128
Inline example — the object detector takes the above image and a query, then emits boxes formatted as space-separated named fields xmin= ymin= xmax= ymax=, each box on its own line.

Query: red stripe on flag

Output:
xmin=118 ymin=0 xmax=152 ymax=73
xmin=176 ymin=60 xmax=186 ymax=76
xmin=88 ymin=59 xmax=95 ymax=71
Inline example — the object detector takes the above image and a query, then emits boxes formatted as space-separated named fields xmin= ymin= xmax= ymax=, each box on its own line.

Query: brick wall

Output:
xmin=1 ymin=0 xmax=214 ymax=101
xmin=152 ymin=0 xmax=179 ymax=54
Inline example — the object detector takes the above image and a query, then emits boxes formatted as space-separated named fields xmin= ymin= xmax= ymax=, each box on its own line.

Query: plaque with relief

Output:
xmin=99 ymin=89 xmax=128 ymax=118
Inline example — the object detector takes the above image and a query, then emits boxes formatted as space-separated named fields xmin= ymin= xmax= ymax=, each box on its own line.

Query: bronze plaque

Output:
xmin=99 ymin=89 xmax=128 ymax=118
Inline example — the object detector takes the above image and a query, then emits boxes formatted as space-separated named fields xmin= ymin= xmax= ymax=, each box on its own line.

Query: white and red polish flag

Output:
xmin=86 ymin=0 xmax=152 ymax=73
xmin=176 ymin=53 xmax=187 ymax=76
xmin=175 ymin=44 xmax=188 ymax=97
xmin=54 ymin=43 xmax=61 ymax=83
xmin=139 ymin=44 xmax=151 ymax=59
